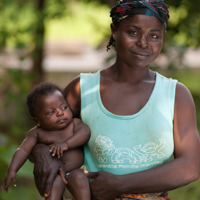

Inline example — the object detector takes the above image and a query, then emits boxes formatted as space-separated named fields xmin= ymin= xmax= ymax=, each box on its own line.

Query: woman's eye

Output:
xmin=151 ymin=34 xmax=158 ymax=39
xmin=129 ymin=30 xmax=138 ymax=36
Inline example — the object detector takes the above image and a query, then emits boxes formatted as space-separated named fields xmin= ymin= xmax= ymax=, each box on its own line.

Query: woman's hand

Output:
xmin=32 ymin=144 xmax=66 ymax=197
xmin=84 ymin=170 xmax=120 ymax=200
xmin=49 ymin=142 xmax=68 ymax=158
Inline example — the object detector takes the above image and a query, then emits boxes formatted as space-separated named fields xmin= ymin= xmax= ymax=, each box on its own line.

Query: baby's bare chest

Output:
xmin=37 ymin=127 xmax=73 ymax=145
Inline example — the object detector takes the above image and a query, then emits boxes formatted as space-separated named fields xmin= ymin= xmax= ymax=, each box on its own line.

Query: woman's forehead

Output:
xmin=120 ymin=14 xmax=165 ymax=30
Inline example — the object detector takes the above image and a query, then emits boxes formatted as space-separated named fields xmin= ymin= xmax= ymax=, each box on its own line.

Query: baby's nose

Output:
xmin=57 ymin=108 xmax=64 ymax=116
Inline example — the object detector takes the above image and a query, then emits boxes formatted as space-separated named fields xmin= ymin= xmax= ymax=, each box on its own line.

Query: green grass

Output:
xmin=169 ymin=179 xmax=200 ymax=200
xmin=1 ymin=1 xmax=111 ymax=48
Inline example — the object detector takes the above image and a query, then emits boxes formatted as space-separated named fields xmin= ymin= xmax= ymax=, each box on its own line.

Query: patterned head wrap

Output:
xmin=110 ymin=0 xmax=169 ymax=27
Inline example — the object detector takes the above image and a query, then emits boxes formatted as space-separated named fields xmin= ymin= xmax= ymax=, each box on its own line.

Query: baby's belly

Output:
xmin=61 ymin=147 xmax=84 ymax=172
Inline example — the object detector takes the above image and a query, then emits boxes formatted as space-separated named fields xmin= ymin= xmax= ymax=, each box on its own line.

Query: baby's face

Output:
xmin=34 ymin=90 xmax=73 ymax=131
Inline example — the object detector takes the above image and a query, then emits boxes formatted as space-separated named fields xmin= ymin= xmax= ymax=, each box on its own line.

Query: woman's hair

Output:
xmin=107 ymin=0 xmax=169 ymax=51
xmin=26 ymin=82 xmax=63 ymax=117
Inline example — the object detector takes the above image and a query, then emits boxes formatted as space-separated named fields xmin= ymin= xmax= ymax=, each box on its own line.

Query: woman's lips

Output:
xmin=132 ymin=52 xmax=149 ymax=59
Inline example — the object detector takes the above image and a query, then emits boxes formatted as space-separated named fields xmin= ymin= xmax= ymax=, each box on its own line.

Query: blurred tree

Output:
xmin=0 ymin=0 xmax=70 ymax=83
xmin=158 ymin=0 xmax=200 ymax=68
xmin=31 ymin=0 xmax=72 ymax=83
xmin=99 ymin=0 xmax=116 ymax=7
xmin=166 ymin=0 xmax=200 ymax=47
xmin=0 ymin=1 xmax=71 ymax=199
xmin=32 ymin=0 xmax=45 ymax=83
xmin=1 ymin=0 xmax=199 ymax=81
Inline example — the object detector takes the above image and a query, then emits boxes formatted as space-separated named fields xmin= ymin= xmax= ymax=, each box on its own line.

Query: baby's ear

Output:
xmin=33 ymin=117 xmax=40 ymax=127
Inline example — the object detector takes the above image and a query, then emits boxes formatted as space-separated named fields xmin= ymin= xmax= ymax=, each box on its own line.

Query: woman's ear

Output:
xmin=33 ymin=117 xmax=40 ymax=127
xmin=111 ymin=23 xmax=117 ymax=40
xmin=164 ymin=29 xmax=167 ymax=36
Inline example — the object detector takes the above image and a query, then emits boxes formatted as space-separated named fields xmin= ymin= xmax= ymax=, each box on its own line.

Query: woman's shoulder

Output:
xmin=63 ymin=76 xmax=81 ymax=117
xmin=156 ymin=72 xmax=177 ymax=82
xmin=64 ymin=75 xmax=81 ymax=95
xmin=173 ymin=82 xmax=196 ymax=119
xmin=63 ymin=71 xmax=99 ymax=95
xmin=175 ymin=82 xmax=194 ymax=103
xmin=156 ymin=72 xmax=193 ymax=104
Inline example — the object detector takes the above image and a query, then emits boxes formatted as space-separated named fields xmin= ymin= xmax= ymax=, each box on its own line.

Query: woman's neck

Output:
xmin=102 ymin=63 xmax=155 ymax=84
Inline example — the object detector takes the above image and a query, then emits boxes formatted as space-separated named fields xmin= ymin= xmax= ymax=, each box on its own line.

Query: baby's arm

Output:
xmin=4 ymin=129 xmax=38 ymax=192
xmin=50 ymin=118 xmax=90 ymax=158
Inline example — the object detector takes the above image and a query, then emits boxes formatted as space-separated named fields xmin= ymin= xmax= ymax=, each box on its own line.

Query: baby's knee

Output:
xmin=67 ymin=169 xmax=88 ymax=187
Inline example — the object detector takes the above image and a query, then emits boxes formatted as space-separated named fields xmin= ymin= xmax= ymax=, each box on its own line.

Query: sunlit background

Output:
xmin=0 ymin=0 xmax=200 ymax=199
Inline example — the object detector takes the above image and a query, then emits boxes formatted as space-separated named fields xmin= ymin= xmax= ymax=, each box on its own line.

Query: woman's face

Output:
xmin=112 ymin=14 xmax=166 ymax=69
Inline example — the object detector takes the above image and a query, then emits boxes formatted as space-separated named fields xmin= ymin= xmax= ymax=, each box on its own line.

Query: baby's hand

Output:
xmin=3 ymin=171 xmax=17 ymax=193
xmin=49 ymin=143 xmax=68 ymax=158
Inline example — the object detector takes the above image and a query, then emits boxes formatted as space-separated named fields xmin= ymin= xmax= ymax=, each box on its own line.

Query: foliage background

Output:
xmin=0 ymin=0 xmax=200 ymax=199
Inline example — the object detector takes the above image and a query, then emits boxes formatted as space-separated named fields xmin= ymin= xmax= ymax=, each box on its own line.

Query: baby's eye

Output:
xmin=62 ymin=105 xmax=68 ymax=110
xmin=48 ymin=110 xmax=54 ymax=114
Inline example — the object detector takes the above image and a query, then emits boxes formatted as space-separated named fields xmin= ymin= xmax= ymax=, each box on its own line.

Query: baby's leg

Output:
xmin=67 ymin=169 xmax=91 ymax=200
xmin=45 ymin=174 xmax=65 ymax=200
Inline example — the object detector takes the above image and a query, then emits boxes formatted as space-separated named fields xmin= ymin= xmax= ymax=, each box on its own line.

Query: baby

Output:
xmin=4 ymin=82 xmax=91 ymax=200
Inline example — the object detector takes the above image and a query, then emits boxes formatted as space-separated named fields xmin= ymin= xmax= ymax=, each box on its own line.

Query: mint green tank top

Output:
xmin=80 ymin=71 xmax=177 ymax=175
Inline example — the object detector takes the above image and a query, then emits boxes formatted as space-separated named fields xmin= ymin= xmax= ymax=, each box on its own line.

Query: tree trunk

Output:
xmin=105 ymin=0 xmax=116 ymax=7
xmin=32 ymin=0 xmax=45 ymax=84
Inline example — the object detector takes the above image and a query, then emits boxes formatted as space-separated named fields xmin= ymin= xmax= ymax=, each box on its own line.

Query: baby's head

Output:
xmin=26 ymin=82 xmax=73 ymax=131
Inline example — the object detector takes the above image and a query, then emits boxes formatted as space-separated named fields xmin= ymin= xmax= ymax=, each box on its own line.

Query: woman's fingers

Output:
xmin=58 ymin=168 xmax=68 ymax=185
xmin=84 ymin=170 xmax=99 ymax=179
xmin=43 ymin=171 xmax=55 ymax=198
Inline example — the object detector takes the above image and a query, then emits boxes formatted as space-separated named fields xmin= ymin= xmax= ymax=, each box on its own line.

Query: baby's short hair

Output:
xmin=26 ymin=82 xmax=63 ymax=117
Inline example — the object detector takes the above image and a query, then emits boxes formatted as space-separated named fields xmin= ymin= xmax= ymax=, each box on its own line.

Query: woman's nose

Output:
xmin=136 ymin=35 xmax=149 ymax=48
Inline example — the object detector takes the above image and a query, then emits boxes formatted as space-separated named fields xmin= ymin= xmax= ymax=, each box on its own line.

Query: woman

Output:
xmin=32 ymin=0 xmax=200 ymax=199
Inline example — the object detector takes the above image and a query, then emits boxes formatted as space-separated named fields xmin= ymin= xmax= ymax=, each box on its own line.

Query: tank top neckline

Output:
xmin=96 ymin=71 xmax=159 ymax=119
